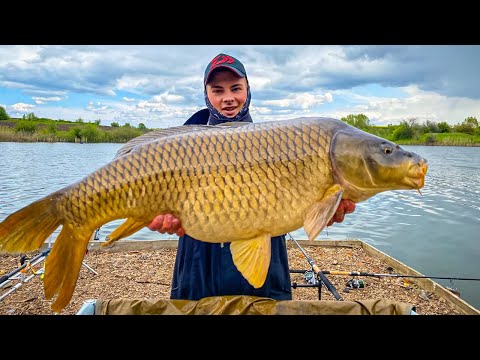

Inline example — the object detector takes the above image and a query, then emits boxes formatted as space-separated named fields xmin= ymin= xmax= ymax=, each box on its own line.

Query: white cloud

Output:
xmin=152 ymin=92 xmax=185 ymax=104
xmin=261 ymin=92 xmax=333 ymax=110
xmin=32 ymin=96 xmax=63 ymax=104
xmin=86 ymin=102 xmax=110 ymax=113
xmin=0 ymin=45 xmax=42 ymax=67
xmin=10 ymin=103 xmax=35 ymax=113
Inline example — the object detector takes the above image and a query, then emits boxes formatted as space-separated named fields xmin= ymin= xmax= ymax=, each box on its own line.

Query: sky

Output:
xmin=1 ymin=45 xmax=479 ymax=129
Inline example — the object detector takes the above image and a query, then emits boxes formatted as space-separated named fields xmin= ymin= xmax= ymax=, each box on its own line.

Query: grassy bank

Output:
xmin=0 ymin=120 xmax=149 ymax=143
xmin=395 ymin=132 xmax=480 ymax=146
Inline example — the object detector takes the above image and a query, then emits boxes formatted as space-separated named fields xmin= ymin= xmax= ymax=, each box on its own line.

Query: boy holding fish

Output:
xmin=146 ymin=53 xmax=356 ymax=301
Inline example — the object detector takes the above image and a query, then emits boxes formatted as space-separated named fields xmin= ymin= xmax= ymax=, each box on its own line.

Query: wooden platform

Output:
xmin=63 ymin=237 xmax=480 ymax=315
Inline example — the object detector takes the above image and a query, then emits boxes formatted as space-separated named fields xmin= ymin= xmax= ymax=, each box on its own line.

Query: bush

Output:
xmin=67 ymin=126 xmax=83 ymax=141
xmin=108 ymin=126 xmax=144 ymax=142
xmin=453 ymin=123 xmax=475 ymax=135
xmin=437 ymin=122 xmax=450 ymax=133
xmin=392 ymin=123 xmax=414 ymax=140
xmin=15 ymin=121 xmax=37 ymax=133
xmin=79 ymin=124 xmax=103 ymax=142
xmin=46 ymin=122 xmax=58 ymax=134
xmin=424 ymin=134 xmax=437 ymax=145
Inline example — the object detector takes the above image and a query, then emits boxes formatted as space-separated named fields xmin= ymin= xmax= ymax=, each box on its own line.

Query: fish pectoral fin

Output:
xmin=304 ymin=184 xmax=344 ymax=241
xmin=230 ymin=233 xmax=272 ymax=289
xmin=102 ymin=218 xmax=148 ymax=246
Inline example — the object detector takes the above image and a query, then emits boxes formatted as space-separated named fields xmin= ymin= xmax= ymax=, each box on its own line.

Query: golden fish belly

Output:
xmin=178 ymin=160 xmax=333 ymax=242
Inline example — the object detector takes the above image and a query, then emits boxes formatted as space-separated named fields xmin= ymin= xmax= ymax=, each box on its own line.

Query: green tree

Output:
xmin=75 ymin=118 xmax=84 ymax=123
xmin=392 ymin=120 xmax=415 ymax=140
xmin=25 ymin=112 xmax=38 ymax=121
xmin=437 ymin=121 xmax=451 ymax=133
xmin=123 ymin=123 xmax=131 ymax=128
xmin=464 ymin=116 xmax=478 ymax=127
xmin=454 ymin=122 xmax=475 ymax=135
xmin=0 ymin=106 xmax=9 ymax=120
xmin=94 ymin=119 xmax=101 ymax=125
xmin=423 ymin=120 xmax=440 ymax=133
xmin=111 ymin=122 xmax=120 ymax=127
xmin=341 ymin=114 xmax=371 ymax=130
xmin=138 ymin=123 xmax=146 ymax=130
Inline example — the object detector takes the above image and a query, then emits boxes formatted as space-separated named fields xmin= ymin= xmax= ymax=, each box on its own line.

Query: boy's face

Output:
xmin=206 ymin=69 xmax=248 ymax=118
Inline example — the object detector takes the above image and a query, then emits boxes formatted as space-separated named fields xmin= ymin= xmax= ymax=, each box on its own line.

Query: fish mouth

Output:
xmin=405 ymin=159 xmax=428 ymax=189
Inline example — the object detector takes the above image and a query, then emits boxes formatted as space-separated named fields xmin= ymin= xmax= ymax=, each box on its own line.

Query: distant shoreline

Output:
xmin=1 ymin=139 xmax=480 ymax=147
xmin=1 ymin=119 xmax=480 ymax=146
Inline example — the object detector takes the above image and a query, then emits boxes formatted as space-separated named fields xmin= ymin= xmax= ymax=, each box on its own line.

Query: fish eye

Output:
xmin=384 ymin=147 xmax=393 ymax=154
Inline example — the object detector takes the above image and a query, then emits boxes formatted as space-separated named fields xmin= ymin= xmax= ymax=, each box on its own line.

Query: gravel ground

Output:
xmin=0 ymin=243 xmax=465 ymax=315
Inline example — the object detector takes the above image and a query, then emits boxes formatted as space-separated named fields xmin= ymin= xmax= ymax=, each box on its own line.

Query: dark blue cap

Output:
xmin=204 ymin=53 xmax=247 ymax=85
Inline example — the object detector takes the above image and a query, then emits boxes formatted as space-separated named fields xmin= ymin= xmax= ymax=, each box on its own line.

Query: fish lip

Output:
xmin=405 ymin=161 xmax=428 ymax=189
xmin=404 ymin=175 xmax=425 ymax=189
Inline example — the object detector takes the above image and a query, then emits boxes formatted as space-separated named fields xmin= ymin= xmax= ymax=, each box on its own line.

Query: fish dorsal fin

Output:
xmin=230 ymin=233 xmax=272 ymax=288
xmin=114 ymin=125 xmax=214 ymax=159
xmin=114 ymin=122 xmax=251 ymax=159
xmin=304 ymin=184 xmax=343 ymax=241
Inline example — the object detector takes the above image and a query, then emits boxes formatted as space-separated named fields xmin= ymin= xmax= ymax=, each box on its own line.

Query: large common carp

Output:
xmin=0 ymin=117 xmax=428 ymax=312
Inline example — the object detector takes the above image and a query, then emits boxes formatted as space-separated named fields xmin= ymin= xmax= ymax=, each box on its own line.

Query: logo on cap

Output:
xmin=210 ymin=54 xmax=235 ymax=67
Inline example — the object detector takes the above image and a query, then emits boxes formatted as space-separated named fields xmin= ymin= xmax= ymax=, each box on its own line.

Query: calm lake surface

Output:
xmin=0 ymin=142 xmax=479 ymax=310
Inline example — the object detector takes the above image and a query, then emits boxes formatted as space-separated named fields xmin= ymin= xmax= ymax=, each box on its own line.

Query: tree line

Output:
xmin=1 ymin=106 xmax=479 ymax=145
xmin=341 ymin=114 xmax=480 ymax=145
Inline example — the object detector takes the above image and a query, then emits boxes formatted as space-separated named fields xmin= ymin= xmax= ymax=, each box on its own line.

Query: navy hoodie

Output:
xmin=170 ymin=108 xmax=292 ymax=300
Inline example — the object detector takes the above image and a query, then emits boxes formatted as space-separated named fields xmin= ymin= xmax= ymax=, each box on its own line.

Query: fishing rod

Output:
xmin=1 ymin=244 xmax=98 ymax=302
xmin=0 ymin=248 xmax=51 ymax=301
xmin=0 ymin=248 xmax=51 ymax=288
xmin=317 ymin=270 xmax=480 ymax=282
xmin=0 ymin=266 xmax=44 ymax=301
xmin=288 ymin=234 xmax=343 ymax=301
xmin=1 ymin=230 xmax=100 ymax=289
xmin=288 ymin=234 xmax=480 ymax=292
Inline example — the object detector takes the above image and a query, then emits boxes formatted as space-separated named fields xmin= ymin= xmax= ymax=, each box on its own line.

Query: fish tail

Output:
xmin=0 ymin=194 xmax=63 ymax=253
xmin=44 ymin=223 xmax=93 ymax=313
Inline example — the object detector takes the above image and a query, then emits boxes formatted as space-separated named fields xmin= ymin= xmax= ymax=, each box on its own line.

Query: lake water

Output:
xmin=0 ymin=142 xmax=479 ymax=310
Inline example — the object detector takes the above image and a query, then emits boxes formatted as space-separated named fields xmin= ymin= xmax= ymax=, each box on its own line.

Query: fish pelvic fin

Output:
xmin=102 ymin=218 xmax=148 ymax=246
xmin=44 ymin=223 xmax=92 ymax=313
xmin=304 ymin=185 xmax=343 ymax=241
xmin=0 ymin=195 xmax=62 ymax=253
xmin=230 ymin=233 xmax=272 ymax=289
